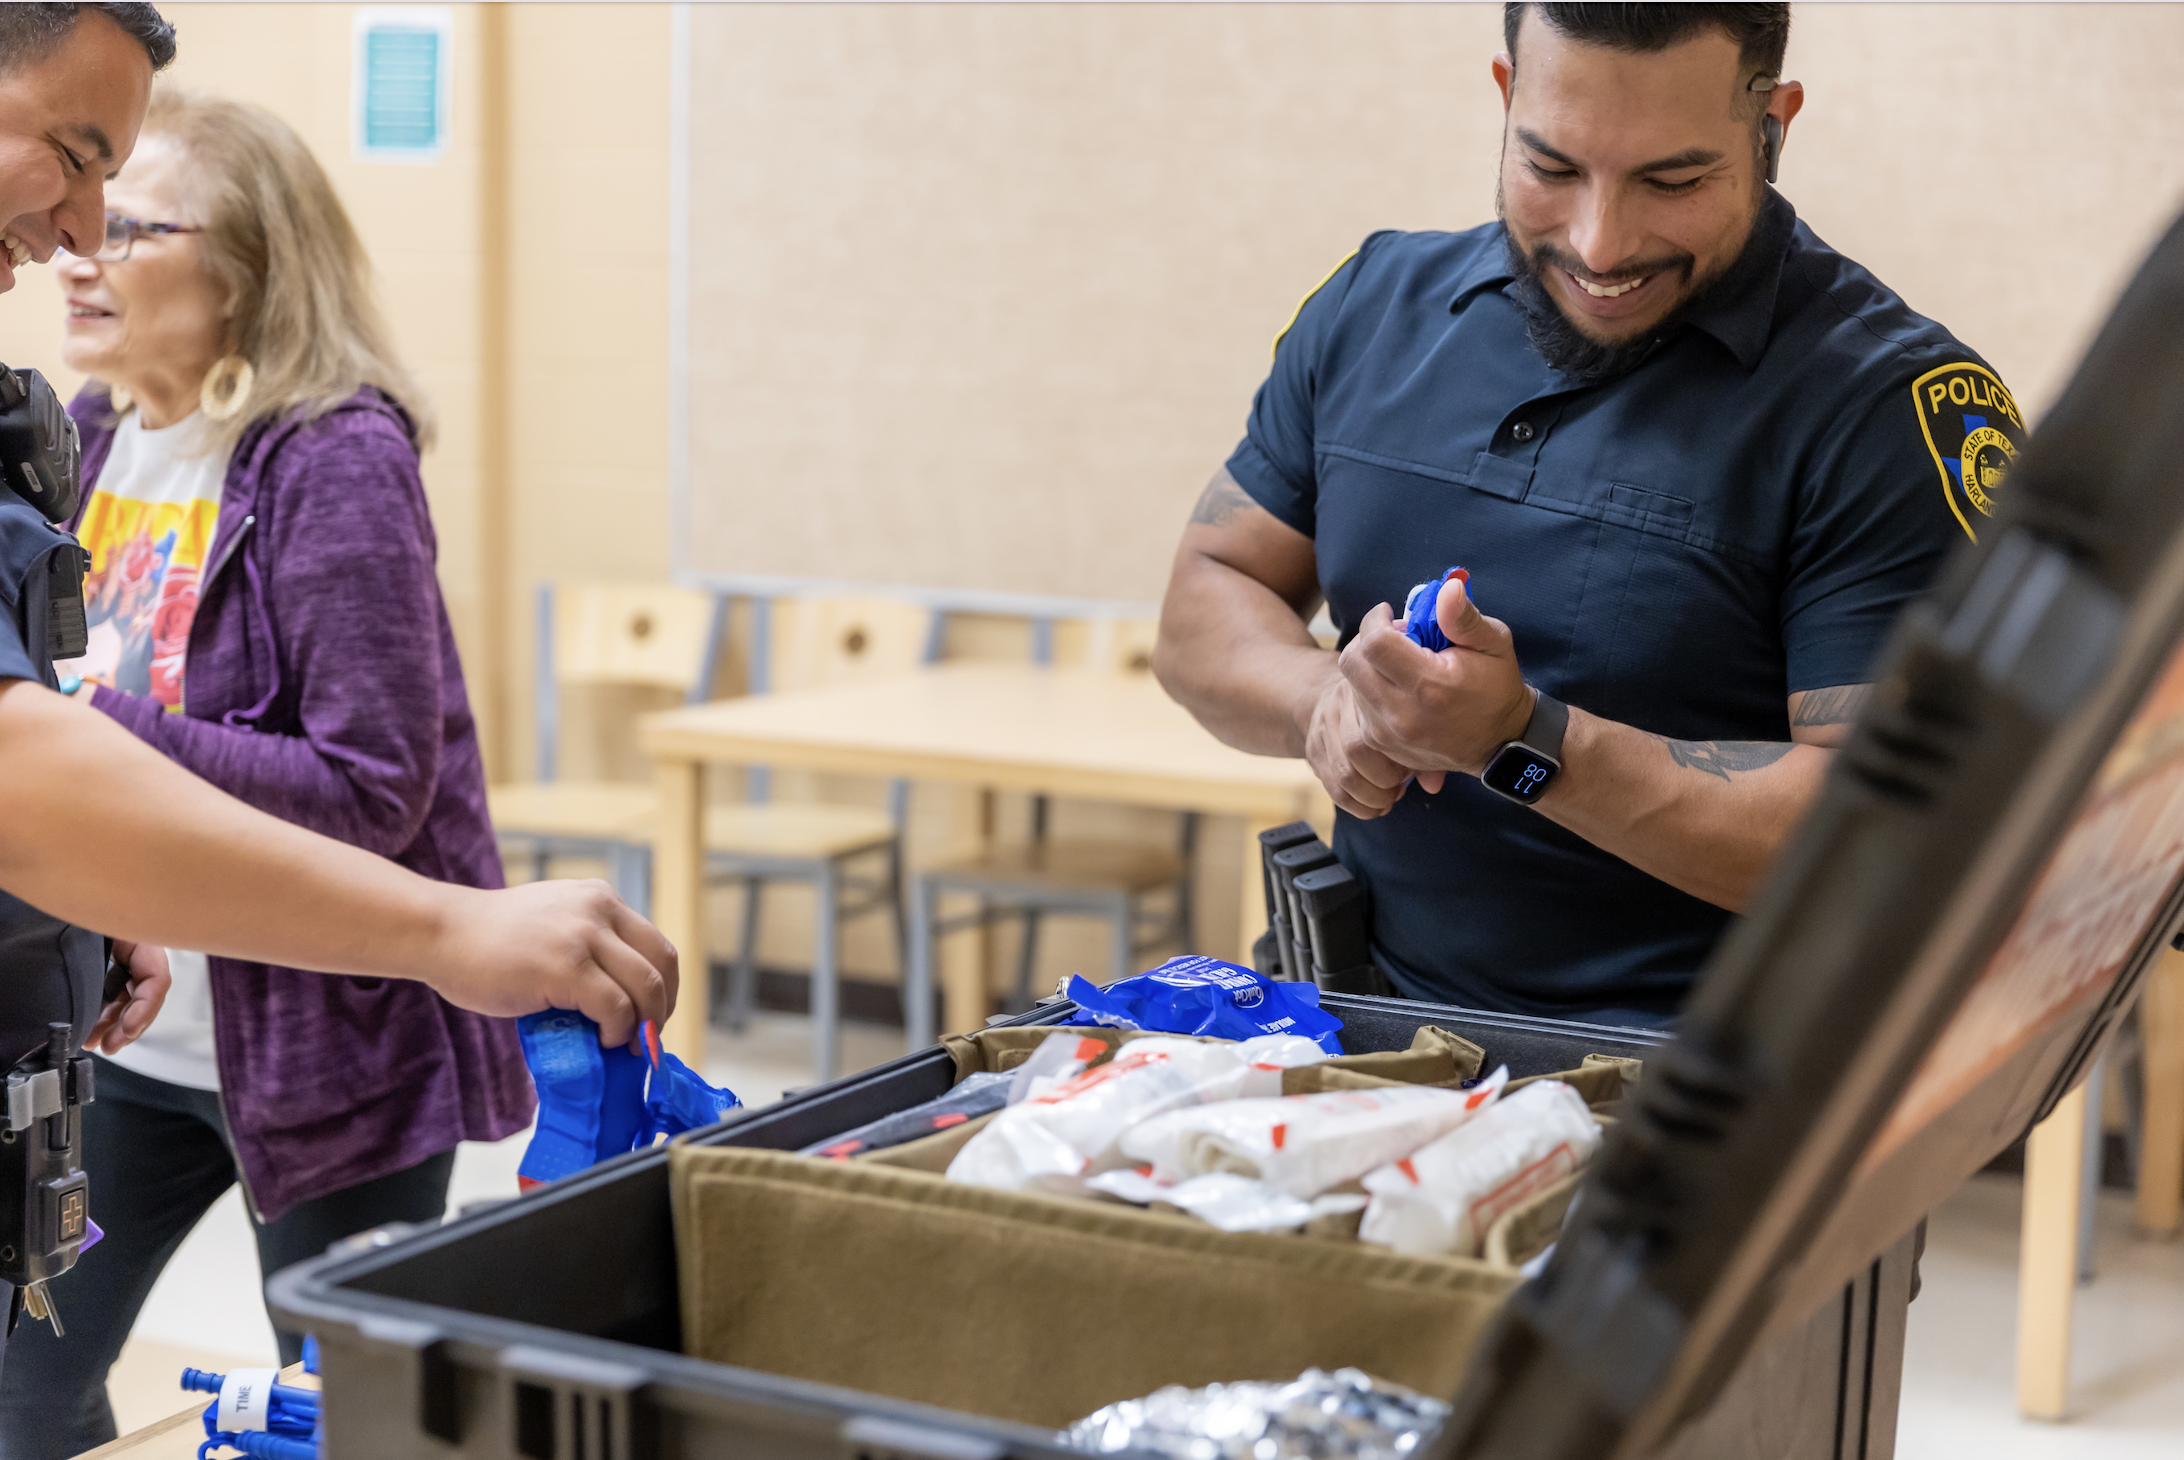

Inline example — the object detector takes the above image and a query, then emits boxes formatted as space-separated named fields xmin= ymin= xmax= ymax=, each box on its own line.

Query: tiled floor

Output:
xmin=99 ymin=1019 xmax=2184 ymax=1455
xmin=1897 ymin=1174 xmax=2184 ymax=1457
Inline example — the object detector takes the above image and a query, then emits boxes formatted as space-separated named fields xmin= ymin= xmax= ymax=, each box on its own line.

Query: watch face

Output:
xmin=1483 ymin=743 xmax=1559 ymax=804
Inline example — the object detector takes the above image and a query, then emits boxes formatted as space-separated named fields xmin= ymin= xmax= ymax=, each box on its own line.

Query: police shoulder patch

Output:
xmin=1912 ymin=361 xmax=2026 ymax=541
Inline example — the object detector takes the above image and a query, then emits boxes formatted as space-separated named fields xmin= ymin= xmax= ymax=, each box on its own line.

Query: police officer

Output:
xmin=0 ymin=4 xmax=675 ymax=1056
xmin=1155 ymin=3 xmax=2027 ymax=1027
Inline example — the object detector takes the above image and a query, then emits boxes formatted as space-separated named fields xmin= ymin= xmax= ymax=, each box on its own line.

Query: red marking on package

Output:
xmin=1465 ymin=1087 xmax=1491 ymax=1110
xmin=1271 ymin=1124 xmax=1288 ymax=1150
xmin=1074 ymin=1037 xmax=1106 ymax=1061
xmin=1396 ymin=1158 xmax=1419 ymax=1183
xmin=1467 ymin=1143 xmax=1579 ymax=1236
xmin=818 ymin=1140 xmax=864 ymax=1159
xmin=1034 ymin=1047 xmax=1168 ymax=1104
xmin=932 ymin=1114 xmax=968 ymax=1130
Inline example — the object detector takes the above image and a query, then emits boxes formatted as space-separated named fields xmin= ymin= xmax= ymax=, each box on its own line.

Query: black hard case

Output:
xmin=270 ymin=999 xmax=1910 ymax=1460
xmin=269 ymin=212 xmax=2184 ymax=1460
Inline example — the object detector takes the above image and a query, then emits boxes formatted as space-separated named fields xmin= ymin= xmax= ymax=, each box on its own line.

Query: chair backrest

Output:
xmin=767 ymin=596 xmax=936 ymax=692
xmin=554 ymin=583 xmax=720 ymax=691
xmin=1061 ymin=617 xmax=1160 ymax=676
xmin=535 ymin=582 xmax=724 ymax=783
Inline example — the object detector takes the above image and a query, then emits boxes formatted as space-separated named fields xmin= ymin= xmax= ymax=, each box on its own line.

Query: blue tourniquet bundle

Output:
xmin=1063 ymin=956 xmax=1346 ymax=1057
xmin=182 ymin=1349 xmax=321 ymax=1460
xmin=1401 ymin=566 xmax=1472 ymax=652
xmin=516 ymin=1014 xmax=741 ymax=1188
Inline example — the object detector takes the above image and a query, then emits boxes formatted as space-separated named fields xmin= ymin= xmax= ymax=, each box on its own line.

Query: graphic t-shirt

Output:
xmin=76 ymin=410 xmax=229 ymax=709
xmin=79 ymin=408 xmax=232 ymax=1090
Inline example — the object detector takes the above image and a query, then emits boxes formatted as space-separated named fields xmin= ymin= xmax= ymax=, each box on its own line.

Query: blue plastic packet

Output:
xmin=641 ymin=1047 xmax=743 ymax=1141
xmin=1063 ymin=955 xmax=1346 ymax=1057
xmin=1401 ymin=566 xmax=1473 ymax=652
xmin=516 ymin=1014 xmax=742 ymax=1187
xmin=514 ymin=1011 xmax=651 ymax=1188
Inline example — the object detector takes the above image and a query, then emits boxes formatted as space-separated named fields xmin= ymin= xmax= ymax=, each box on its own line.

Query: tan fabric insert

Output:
xmin=677 ymin=1029 xmax=1635 ymax=1425
xmin=672 ymin=1145 xmax=1517 ymax=1429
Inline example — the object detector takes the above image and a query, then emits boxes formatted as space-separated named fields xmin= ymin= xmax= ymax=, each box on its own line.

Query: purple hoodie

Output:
xmin=72 ymin=387 xmax=534 ymax=1221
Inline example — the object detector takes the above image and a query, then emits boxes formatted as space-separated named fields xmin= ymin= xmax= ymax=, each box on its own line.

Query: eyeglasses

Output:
xmin=92 ymin=211 xmax=202 ymax=262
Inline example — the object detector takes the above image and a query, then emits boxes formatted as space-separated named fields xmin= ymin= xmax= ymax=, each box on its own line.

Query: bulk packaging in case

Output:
xmin=271 ymin=211 xmax=2184 ymax=1460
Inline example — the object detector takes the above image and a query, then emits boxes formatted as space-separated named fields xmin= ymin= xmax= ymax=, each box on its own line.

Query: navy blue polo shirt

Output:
xmin=1226 ymin=190 xmax=2025 ymax=1026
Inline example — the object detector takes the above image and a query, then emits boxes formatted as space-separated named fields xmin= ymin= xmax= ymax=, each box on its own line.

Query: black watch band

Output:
xmin=1522 ymin=688 xmax=1569 ymax=761
xmin=1480 ymin=688 xmax=1567 ymax=806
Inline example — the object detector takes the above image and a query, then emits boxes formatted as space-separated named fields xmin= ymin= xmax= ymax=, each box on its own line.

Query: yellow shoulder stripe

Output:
xmin=1272 ymin=248 xmax=1361 ymax=361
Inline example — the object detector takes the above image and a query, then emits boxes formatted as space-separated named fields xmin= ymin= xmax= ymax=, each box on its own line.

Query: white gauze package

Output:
xmin=1117 ymin=1069 xmax=1509 ymax=1198
xmin=1357 ymin=1080 xmax=1602 ymax=1258
xmin=944 ymin=1034 xmax=1325 ymax=1193
xmin=1085 ymin=1168 xmax=1368 ymax=1234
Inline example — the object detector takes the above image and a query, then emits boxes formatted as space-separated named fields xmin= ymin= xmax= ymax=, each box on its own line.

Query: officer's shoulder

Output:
xmin=1776 ymin=219 xmax=1990 ymax=382
xmin=1340 ymin=223 xmax=1504 ymax=301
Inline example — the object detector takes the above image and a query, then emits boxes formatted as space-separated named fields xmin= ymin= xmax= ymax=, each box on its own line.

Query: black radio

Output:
xmin=0 ymin=362 xmax=88 ymax=664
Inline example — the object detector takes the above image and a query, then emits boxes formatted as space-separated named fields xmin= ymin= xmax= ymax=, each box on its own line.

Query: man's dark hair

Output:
xmin=1504 ymin=4 xmax=1790 ymax=79
xmin=0 ymin=3 xmax=176 ymax=78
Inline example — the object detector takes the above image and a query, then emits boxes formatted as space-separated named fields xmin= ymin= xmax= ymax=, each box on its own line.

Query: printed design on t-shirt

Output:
xmin=75 ymin=490 xmax=221 ymax=709
xmin=1912 ymin=362 xmax=2027 ymax=544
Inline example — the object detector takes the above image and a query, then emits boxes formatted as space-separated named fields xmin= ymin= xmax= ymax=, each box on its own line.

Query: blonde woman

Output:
xmin=0 ymin=89 xmax=532 ymax=1456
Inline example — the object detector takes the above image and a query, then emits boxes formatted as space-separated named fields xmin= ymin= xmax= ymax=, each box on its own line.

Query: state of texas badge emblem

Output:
xmin=1913 ymin=362 xmax=2027 ymax=541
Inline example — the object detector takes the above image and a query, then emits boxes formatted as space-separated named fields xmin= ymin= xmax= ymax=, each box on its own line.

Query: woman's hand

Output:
xmin=86 ymin=940 xmax=171 ymax=1054
xmin=418 ymin=880 xmax=679 ymax=1049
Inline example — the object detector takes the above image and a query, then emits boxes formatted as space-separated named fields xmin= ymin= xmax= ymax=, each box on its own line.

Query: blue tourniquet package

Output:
xmin=1063 ymin=956 xmax=1346 ymax=1056
xmin=1401 ymin=566 xmax=1471 ymax=652
xmin=516 ymin=1013 xmax=740 ymax=1186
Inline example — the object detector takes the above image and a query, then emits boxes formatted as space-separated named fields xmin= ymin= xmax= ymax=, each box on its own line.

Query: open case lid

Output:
xmin=1434 ymin=207 xmax=2184 ymax=1460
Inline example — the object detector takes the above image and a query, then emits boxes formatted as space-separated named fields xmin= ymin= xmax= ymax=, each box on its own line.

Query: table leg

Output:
xmin=655 ymin=757 xmax=709 ymax=1070
xmin=2139 ymin=947 xmax=2184 ymax=1235
xmin=2017 ymin=1081 xmax=2088 ymax=1420
xmin=1235 ymin=816 xmax=1282 ymax=966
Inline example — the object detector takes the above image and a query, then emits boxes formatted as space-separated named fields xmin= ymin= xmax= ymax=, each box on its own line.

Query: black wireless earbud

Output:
xmin=1762 ymin=114 xmax=1784 ymax=185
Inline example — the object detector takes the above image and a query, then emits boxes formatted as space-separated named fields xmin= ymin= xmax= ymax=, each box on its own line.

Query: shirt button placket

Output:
xmin=1510 ymin=421 xmax=1536 ymax=443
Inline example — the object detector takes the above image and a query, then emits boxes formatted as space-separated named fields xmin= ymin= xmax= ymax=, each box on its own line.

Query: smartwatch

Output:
xmin=1480 ymin=688 xmax=1568 ymax=806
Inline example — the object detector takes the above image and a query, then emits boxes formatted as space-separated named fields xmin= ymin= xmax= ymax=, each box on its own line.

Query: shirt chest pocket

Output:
xmin=1603 ymin=481 xmax=1696 ymax=539
xmin=1561 ymin=480 xmax=1781 ymax=734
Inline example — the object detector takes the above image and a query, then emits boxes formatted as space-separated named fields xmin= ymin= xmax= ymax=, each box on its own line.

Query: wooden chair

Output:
xmin=906 ymin=616 xmax=1199 ymax=1029
xmin=488 ymin=583 xmax=905 ymax=1080
xmin=487 ymin=583 xmax=716 ymax=909
xmin=712 ymin=595 xmax=932 ymax=1062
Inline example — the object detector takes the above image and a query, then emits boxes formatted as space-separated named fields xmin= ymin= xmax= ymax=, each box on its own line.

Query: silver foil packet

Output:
xmin=1062 ymin=1366 xmax=1450 ymax=1460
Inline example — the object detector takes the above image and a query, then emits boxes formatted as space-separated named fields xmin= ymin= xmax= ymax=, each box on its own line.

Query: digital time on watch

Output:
xmin=1479 ymin=688 xmax=1568 ymax=806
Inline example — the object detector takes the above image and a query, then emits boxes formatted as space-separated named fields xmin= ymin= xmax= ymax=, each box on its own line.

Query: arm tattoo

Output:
xmin=1187 ymin=471 xmax=1257 ymax=528
xmin=1790 ymin=683 xmax=1873 ymax=729
xmin=1657 ymin=738 xmax=1796 ymax=782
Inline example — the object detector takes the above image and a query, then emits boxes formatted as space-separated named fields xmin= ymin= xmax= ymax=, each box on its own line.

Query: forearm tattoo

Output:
xmin=1790 ymin=683 xmax=1873 ymax=729
xmin=1188 ymin=471 xmax=1256 ymax=528
xmin=1657 ymin=738 xmax=1796 ymax=782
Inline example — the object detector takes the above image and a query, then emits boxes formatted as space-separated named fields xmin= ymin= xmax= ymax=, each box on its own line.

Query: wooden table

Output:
xmin=640 ymin=662 xmax=1330 ymax=1069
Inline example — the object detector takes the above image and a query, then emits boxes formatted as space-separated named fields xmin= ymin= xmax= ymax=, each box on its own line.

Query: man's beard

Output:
xmin=1499 ymin=204 xmax=1771 ymax=387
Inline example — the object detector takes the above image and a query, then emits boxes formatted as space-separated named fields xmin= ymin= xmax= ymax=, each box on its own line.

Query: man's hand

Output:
xmin=1304 ymin=671 xmax=1420 ymax=818
xmin=86 ymin=940 xmax=169 ymax=1055
xmin=420 ymin=880 xmax=679 ymax=1049
xmin=1341 ymin=575 xmax=1534 ymax=793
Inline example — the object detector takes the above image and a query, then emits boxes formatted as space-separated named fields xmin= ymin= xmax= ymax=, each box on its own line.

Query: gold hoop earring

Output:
xmin=107 ymin=383 xmax=135 ymax=417
xmin=200 ymin=354 xmax=254 ymax=422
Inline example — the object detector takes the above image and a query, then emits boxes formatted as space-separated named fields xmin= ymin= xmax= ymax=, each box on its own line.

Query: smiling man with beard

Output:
xmin=1153 ymin=3 xmax=2027 ymax=1026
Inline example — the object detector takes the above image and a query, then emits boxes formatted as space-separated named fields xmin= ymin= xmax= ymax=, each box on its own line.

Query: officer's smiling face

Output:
xmin=1491 ymin=12 xmax=1804 ymax=344
xmin=0 ymin=13 xmax=154 ymax=293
